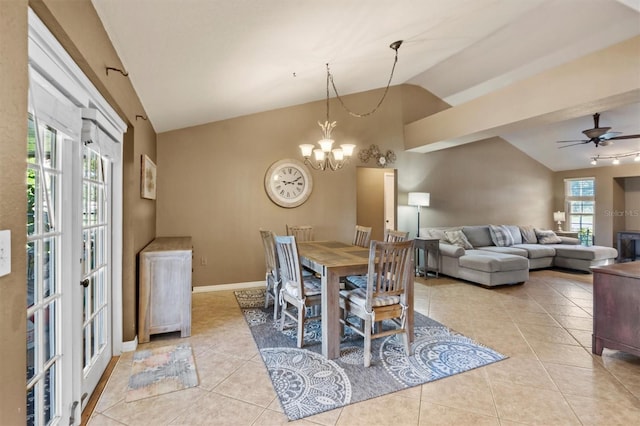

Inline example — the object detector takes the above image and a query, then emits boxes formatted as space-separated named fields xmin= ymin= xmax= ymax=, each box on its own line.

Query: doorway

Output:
xmin=356 ymin=167 xmax=397 ymax=241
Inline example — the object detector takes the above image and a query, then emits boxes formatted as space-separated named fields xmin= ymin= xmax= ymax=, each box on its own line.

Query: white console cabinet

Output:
xmin=138 ymin=236 xmax=192 ymax=343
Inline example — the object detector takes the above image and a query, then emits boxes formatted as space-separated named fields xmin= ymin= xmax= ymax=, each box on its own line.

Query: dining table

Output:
xmin=297 ymin=240 xmax=414 ymax=360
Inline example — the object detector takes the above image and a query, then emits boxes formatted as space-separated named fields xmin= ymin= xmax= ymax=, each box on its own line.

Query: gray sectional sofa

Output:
xmin=420 ymin=225 xmax=618 ymax=287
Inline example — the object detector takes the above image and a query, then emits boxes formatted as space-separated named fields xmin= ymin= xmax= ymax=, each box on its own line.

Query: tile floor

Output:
xmin=87 ymin=269 xmax=640 ymax=425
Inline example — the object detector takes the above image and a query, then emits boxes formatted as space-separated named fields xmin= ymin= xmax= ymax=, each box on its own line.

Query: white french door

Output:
xmin=27 ymin=9 xmax=126 ymax=425
xmin=79 ymin=145 xmax=113 ymax=400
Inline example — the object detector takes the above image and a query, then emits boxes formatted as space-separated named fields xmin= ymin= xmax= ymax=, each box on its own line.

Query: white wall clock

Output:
xmin=264 ymin=159 xmax=313 ymax=208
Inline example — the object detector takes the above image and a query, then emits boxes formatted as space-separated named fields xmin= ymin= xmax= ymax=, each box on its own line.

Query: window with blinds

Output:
xmin=564 ymin=178 xmax=595 ymax=238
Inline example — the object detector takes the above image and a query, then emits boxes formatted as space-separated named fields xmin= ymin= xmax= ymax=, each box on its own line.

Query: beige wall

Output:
xmin=0 ymin=1 xmax=29 ymax=422
xmin=554 ymin=163 xmax=640 ymax=247
xmin=158 ymin=85 xmax=555 ymax=287
xmin=623 ymin=177 xmax=640 ymax=230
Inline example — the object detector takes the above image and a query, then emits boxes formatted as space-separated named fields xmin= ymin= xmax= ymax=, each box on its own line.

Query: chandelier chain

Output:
xmin=327 ymin=47 xmax=400 ymax=118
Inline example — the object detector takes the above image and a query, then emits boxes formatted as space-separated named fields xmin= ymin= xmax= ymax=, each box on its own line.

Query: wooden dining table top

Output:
xmin=297 ymin=240 xmax=371 ymax=269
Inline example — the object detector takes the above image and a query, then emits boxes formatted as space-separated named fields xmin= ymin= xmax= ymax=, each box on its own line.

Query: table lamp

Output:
xmin=553 ymin=211 xmax=565 ymax=232
xmin=408 ymin=192 xmax=430 ymax=237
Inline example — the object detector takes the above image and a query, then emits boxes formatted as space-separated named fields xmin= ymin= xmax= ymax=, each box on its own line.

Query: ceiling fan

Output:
xmin=556 ymin=112 xmax=640 ymax=148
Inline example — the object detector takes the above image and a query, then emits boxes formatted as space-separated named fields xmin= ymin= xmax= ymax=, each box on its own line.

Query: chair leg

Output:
xmin=264 ymin=274 xmax=271 ymax=309
xmin=297 ymin=304 xmax=305 ymax=348
xmin=364 ymin=317 xmax=372 ymax=367
xmin=402 ymin=330 xmax=411 ymax=357
xmin=279 ymin=301 xmax=287 ymax=331
xmin=272 ymin=283 xmax=280 ymax=320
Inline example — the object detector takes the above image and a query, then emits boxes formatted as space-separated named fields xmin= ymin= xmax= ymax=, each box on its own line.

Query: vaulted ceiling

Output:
xmin=92 ymin=0 xmax=640 ymax=171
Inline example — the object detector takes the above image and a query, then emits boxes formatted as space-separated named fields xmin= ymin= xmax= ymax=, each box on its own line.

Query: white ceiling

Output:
xmin=91 ymin=0 xmax=640 ymax=171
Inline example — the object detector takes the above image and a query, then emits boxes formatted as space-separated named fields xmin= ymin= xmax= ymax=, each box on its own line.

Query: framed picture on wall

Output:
xmin=141 ymin=154 xmax=157 ymax=200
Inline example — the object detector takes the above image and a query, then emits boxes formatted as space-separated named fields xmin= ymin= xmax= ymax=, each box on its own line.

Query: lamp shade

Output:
xmin=553 ymin=211 xmax=565 ymax=222
xmin=408 ymin=192 xmax=430 ymax=207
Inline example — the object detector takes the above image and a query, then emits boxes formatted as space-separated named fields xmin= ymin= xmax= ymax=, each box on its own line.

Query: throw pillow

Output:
xmin=489 ymin=224 xmax=515 ymax=247
xmin=444 ymin=229 xmax=474 ymax=249
xmin=534 ymin=228 xmax=562 ymax=244
xmin=505 ymin=225 xmax=523 ymax=245
xmin=519 ymin=225 xmax=537 ymax=244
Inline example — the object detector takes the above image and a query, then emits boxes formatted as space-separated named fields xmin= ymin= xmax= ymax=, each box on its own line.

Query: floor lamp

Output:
xmin=408 ymin=192 xmax=430 ymax=237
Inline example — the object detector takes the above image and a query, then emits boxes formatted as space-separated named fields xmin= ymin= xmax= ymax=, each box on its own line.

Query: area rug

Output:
xmin=235 ymin=288 xmax=507 ymax=420
xmin=125 ymin=343 xmax=198 ymax=402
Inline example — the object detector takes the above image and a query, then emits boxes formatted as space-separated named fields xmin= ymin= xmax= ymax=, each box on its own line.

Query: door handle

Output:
xmin=80 ymin=278 xmax=90 ymax=288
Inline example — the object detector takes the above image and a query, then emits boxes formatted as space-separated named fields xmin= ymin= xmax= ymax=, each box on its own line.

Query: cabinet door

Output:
xmin=148 ymin=255 xmax=185 ymax=332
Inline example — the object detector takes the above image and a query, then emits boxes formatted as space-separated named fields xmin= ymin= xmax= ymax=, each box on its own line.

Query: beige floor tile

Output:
xmin=337 ymin=393 xmax=421 ymax=426
xmin=100 ymin=386 xmax=207 ymax=425
xmin=510 ymin=311 xmax=561 ymax=327
xmin=516 ymin=323 xmax=580 ymax=345
xmin=567 ymin=328 xmax=593 ymax=348
xmin=252 ymin=408 xmax=320 ymax=425
xmin=542 ymin=303 xmax=592 ymax=317
xmin=490 ymin=380 xmax=581 ymax=425
xmin=420 ymin=369 xmax=497 ymax=418
xmin=87 ymin=413 xmax=127 ymax=425
xmin=543 ymin=362 xmax=640 ymax=407
xmin=418 ymin=402 xmax=500 ymax=425
xmin=526 ymin=339 xmax=598 ymax=368
xmin=483 ymin=357 xmax=558 ymax=391
xmin=168 ymin=392 xmax=265 ymax=425
xmin=193 ymin=347 xmax=247 ymax=391
xmin=564 ymin=393 xmax=640 ymax=425
xmin=213 ymin=359 xmax=278 ymax=407
xmin=552 ymin=314 xmax=593 ymax=331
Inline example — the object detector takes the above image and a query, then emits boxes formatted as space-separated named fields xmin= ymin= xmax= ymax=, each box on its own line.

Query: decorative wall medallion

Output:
xmin=358 ymin=144 xmax=396 ymax=167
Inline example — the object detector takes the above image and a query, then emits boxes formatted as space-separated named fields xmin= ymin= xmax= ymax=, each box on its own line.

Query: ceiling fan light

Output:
xmin=583 ymin=127 xmax=610 ymax=139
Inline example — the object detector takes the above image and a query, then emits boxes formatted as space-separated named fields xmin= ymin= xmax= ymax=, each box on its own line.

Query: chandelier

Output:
xmin=300 ymin=40 xmax=403 ymax=171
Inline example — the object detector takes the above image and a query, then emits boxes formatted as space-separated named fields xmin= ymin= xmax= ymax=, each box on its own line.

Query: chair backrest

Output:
xmin=353 ymin=225 xmax=372 ymax=248
xmin=384 ymin=229 xmax=409 ymax=242
xmin=286 ymin=225 xmax=314 ymax=242
xmin=259 ymin=229 xmax=279 ymax=281
xmin=365 ymin=240 xmax=414 ymax=310
xmin=274 ymin=235 xmax=306 ymax=298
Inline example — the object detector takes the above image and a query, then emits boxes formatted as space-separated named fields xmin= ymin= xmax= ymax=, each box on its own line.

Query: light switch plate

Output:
xmin=0 ymin=230 xmax=11 ymax=277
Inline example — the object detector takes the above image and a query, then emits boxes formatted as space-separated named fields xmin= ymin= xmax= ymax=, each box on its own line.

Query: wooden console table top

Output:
xmin=592 ymin=261 xmax=640 ymax=279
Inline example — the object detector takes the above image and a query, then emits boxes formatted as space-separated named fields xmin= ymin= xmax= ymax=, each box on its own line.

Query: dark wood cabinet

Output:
xmin=592 ymin=262 xmax=640 ymax=357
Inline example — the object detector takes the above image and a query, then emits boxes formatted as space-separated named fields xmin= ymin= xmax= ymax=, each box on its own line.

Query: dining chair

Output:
xmin=345 ymin=229 xmax=410 ymax=289
xmin=339 ymin=239 xmax=414 ymax=367
xmin=353 ymin=225 xmax=372 ymax=248
xmin=259 ymin=229 xmax=281 ymax=320
xmin=286 ymin=225 xmax=314 ymax=242
xmin=274 ymin=235 xmax=322 ymax=348
xmin=384 ymin=229 xmax=410 ymax=242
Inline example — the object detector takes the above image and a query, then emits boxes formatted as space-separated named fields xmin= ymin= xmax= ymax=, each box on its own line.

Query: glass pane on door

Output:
xmin=81 ymin=146 xmax=110 ymax=375
xmin=26 ymin=114 xmax=63 ymax=426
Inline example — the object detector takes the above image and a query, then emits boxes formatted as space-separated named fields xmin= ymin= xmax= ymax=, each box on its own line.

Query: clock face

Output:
xmin=264 ymin=159 xmax=313 ymax=208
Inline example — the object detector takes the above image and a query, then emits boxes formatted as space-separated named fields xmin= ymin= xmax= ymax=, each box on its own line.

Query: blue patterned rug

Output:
xmin=234 ymin=288 xmax=506 ymax=420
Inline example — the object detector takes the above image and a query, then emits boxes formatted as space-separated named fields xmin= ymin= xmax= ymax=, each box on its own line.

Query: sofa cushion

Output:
xmin=445 ymin=230 xmax=473 ymax=249
xmin=512 ymin=244 xmax=557 ymax=259
xmin=519 ymin=225 xmax=537 ymax=244
xmin=535 ymin=229 xmax=562 ymax=244
xmin=553 ymin=245 xmax=618 ymax=261
xmin=505 ymin=225 xmax=523 ymax=245
xmin=459 ymin=250 xmax=529 ymax=272
xmin=420 ymin=227 xmax=449 ymax=242
xmin=462 ymin=225 xmax=493 ymax=247
xmin=489 ymin=225 xmax=515 ymax=247
xmin=475 ymin=246 xmax=529 ymax=257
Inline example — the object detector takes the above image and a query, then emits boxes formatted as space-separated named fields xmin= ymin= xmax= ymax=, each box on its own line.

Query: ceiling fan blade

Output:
xmin=607 ymin=134 xmax=640 ymax=140
xmin=556 ymin=139 xmax=589 ymax=143
xmin=558 ymin=142 xmax=588 ymax=148
xmin=600 ymin=131 xmax=621 ymax=139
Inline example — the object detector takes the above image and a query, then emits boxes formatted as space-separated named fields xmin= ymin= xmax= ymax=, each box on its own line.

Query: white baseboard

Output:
xmin=121 ymin=335 xmax=138 ymax=353
xmin=192 ymin=281 xmax=264 ymax=293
